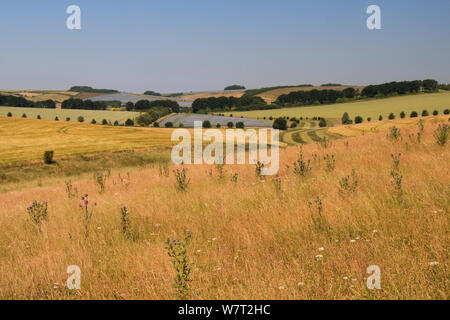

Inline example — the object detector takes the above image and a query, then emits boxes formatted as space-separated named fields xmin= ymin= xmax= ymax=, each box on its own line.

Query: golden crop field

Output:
xmin=0 ymin=118 xmax=175 ymax=164
xmin=0 ymin=118 xmax=448 ymax=299
xmin=226 ymin=92 xmax=450 ymax=120
xmin=181 ymin=90 xmax=245 ymax=100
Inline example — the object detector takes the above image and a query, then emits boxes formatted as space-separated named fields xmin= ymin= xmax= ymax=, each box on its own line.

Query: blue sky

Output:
xmin=0 ymin=0 xmax=449 ymax=92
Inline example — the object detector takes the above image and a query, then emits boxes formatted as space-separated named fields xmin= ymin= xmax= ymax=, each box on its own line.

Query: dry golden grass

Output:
xmin=257 ymin=86 xmax=365 ymax=104
xmin=0 ymin=120 xmax=448 ymax=300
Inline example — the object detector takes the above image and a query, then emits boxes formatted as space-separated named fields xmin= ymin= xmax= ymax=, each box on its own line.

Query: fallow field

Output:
xmin=0 ymin=117 xmax=448 ymax=299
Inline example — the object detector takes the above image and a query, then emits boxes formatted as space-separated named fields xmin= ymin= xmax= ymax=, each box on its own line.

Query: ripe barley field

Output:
xmin=0 ymin=118 xmax=448 ymax=300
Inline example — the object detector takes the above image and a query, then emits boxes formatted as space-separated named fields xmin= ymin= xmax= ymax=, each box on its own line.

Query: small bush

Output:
xmin=66 ymin=117 xmax=71 ymax=122
xmin=78 ymin=116 xmax=85 ymax=123
xmin=378 ymin=115 xmax=383 ymax=121
xmin=318 ymin=118 xmax=327 ymax=127
xmin=410 ymin=111 xmax=418 ymax=118
xmin=227 ymin=122 xmax=234 ymax=128
xmin=114 ymin=120 xmax=119 ymax=126
xmin=444 ymin=109 xmax=449 ymax=115
xmin=433 ymin=110 xmax=439 ymax=116
xmin=91 ymin=119 xmax=97 ymax=124
xmin=37 ymin=115 xmax=41 ymax=120
xmin=102 ymin=119 xmax=108 ymax=125
xmin=354 ymin=116 xmax=363 ymax=124
xmin=273 ymin=118 xmax=287 ymax=130
xmin=388 ymin=113 xmax=395 ymax=120
xmin=216 ymin=123 xmax=221 ymax=128
xmin=422 ymin=110 xmax=429 ymax=117
xmin=179 ymin=123 xmax=184 ymax=128
xmin=125 ymin=119 xmax=134 ymax=126
xmin=236 ymin=122 xmax=245 ymax=129
xmin=22 ymin=114 xmax=27 ymax=118
xmin=400 ymin=112 xmax=406 ymax=119
xmin=153 ymin=122 xmax=160 ymax=127
xmin=165 ymin=122 xmax=174 ymax=128
xmin=55 ymin=116 xmax=59 ymax=121
xmin=43 ymin=151 xmax=54 ymax=164
xmin=367 ymin=117 xmax=372 ymax=122
xmin=202 ymin=120 xmax=211 ymax=128
xmin=290 ymin=122 xmax=297 ymax=128
xmin=7 ymin=112 xmax=12 ymax=117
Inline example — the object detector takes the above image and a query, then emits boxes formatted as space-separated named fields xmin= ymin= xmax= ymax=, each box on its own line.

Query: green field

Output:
xmin=224 ymin=92 xmax=450 ymax=120
xmin=0 ymin=106 xmax=141 ymax=124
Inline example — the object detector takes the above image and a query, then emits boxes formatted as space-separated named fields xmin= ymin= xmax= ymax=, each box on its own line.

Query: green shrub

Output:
xmin=444 ymin=109 xmax=449 ymax=115
xmin=44 ymin=151 xmax=54 ymax=164
xmin=422 ymin=110 xmax=429 ymax=117
xmin=202 ymin=120 xmax=212 ymax=128
xmin=379 ymin=115 xmax=383 ymax=121
xmin=78 ymin=116 xmax=85 ymax=123
xmin=7 ymin=112 xmax=12 ymax=117
xmin=319 ymin=118 xmax=327 ymax=127
xmin=400 ymin=112 xmax=406 ymax=119
xmin=410 ymin=111 xmax=418 ymax=118
xmin=114 ymin=120 xmax=119 ymax=126
xmin=37 ymin=115 xmax=41 ymax=120
xmin=433 ymin=110 xmax=439 ymax=116
xmin=216 ymin=123 xmax=221 ymax=128
xmin=55 ymin=116 xmax=59 ymax=121
xmin=273 ymin=118 xmax=287 ymax=130
xmin=66 ymin=117 xmax=71 ymax=121
xmin=367 ymin=117 xmax=372 ymax=122
xmin=227 ymin=122 xmax=234 ymax=128
xmin=102 ymin=119 xmax=108 ymax=125
xmin=355 ymin=116 xmax=363 ymax=124
xmin=388 ymin=113 xmax=395 ymax=120
xmin=290 ymin=122 xmax=297 ymax=128
xmin=22 ymin=114 xmax=27 ymax=118
xmin=91 ymin=119 xmax=97 ymax=124
xmin=236 ymin=122 xmax=245 ymax=129
xmin=165 ymin=122 xmax=174 ymax=128
xmin=125 ymin=119 xmax=134 ymax=126
xmin=341 ymin=112 xmax=352 ymax=124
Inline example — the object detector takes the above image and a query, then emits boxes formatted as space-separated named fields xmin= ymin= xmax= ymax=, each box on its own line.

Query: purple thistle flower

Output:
xmin=84 ymin=200 xmax=89 ymax=205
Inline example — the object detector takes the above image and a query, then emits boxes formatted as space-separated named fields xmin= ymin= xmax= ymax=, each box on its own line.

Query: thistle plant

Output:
xmin=339 ymin=169 xmax=358 ymax=195
xmin=65 ymin=180 xmax=77 ymax=199
xmin=27 ymin=201 xmax=48 ymax=230
xmin=387 ymin=126 xmax=402 ymax=141
xmin=166 ymin=231 xmax=193 ymax=300
xmin=417 ymin=119 xmax=425 ymax=133
xmin=118 ymin=173 xmax=131 ymax=190
xmin=272 ymin=175 xmax=282 ymax=192
xmin=390 ymin=154 xmax=403 ymax=197
xmin=159 ymin=164 xmax=170 ymax=177
xmin=80 ymin=194 xmax=96 ymax=239
xmin=323 ymin=154 xmax=336 ymax=171
xmin=318 ymin=136 xmax=332 ymax=149
xmin=121 ymin=206 xmax=130 ymax=236
xmin=174 ymin=168 xmax=190 ymax=192
xmin=93 ymin=171 xmax=108 ymax=194
xmin=434 ymin=124 xmax=449 ymax=146
xmin=308 ymin=196 xmax=326 ymax=231
xmin=216 ymin=164 xmax=225 ymax=181
xmin=231 ymin=173 xmax=239 ymax=184
xmin=255 ymin=161 xmax=265 ymax=179
xmin=293 ymin=147 xmax=311 ymax=177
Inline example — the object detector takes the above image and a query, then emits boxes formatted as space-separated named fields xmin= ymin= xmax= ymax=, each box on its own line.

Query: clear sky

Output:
xmin=1 ymin=0 xmax=449 ymax=93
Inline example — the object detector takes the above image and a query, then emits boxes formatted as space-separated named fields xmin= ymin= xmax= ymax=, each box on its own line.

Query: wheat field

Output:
xmin=0 ymin=119 xmax=448 ymax=300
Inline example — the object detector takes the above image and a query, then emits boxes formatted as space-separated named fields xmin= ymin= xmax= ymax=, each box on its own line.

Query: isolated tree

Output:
xmin=319 ymin=118 xmax=327 ymax=127
xmin=37 ymin=115 xmax=41 ymax=120
xmin=355 ymin=116 xmax=363 ymax=124
xmin=125 ymin=119 xmax=134 ymax=126
xmin=227 ymin=122 xmax=234 ymax=128
xmin=400 ymin=112 xmax=406 ymax=119
xmin=410 ymin=111 xmax=418 ymax=118
xmin=22 ymin=114 xmax=27 ymax=118
xmin=388 ymin=113 xmax=395 ymax=120
xmin=66 ymin=117 xmax=71 ymax=122
xmin=367 ymin=117 xmax=372 ymax=122
xmin=55 ymin=116 xmax=59 ymax=121
xmin=273 ymin=118 xmax=288 ymax=130
xmin=444 ymin=109 xmax=450 ymax=115
xmin=114 ymin=120 xmax=119 ymax=126
xmin=236 ymin=122 xmax=245 ymax=129
xmin=125 ymin=102 xmax=135 ymax=111
xmin=422 ymin=110 xmax=429 ymax=117
xmin=202 ymin=120 xmax=212 ymax=128
xmin=7 ymin=112 xmax=12 ymax=117
xmin=433 ymin=110 xmax=439 ymax=116
xmin=78 ymin=116 xmax=84 ymax=123
xmin=102 ymin=119 xmax=108 ymax=125
xmin=341 ymin=112 xmax=351 ymax=125
xmin=216 ymin=123 xmax=221 ymax=128
xmin=379 ymin=115 xmax=383 ymax=121
xmin=165 ymin=122 xmax=173 ymax=128
xmin=91 ymin=119 xmax=97 ymax=124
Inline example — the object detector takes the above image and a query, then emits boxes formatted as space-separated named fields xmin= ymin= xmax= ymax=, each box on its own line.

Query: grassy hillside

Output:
xmin=0 ymin=119 xmax=448 ymax=299
xmin=225 ymin=92 xmax=450 ymax=120
xmin=0 ymin=107 xmax=140 ymax=125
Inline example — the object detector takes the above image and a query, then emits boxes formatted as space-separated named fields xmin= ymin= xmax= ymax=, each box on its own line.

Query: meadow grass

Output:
xmin=225 ymin=91 xmax=450 ymax=120
xmin=0 ymin=120 xmax=448 ymax=300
